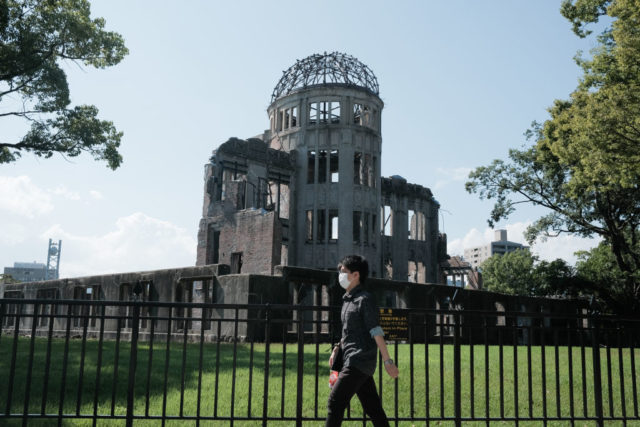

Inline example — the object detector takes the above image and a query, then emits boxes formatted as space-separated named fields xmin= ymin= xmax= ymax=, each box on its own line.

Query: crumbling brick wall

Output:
xmin=217 ymin=209 xmax=282 ymax=275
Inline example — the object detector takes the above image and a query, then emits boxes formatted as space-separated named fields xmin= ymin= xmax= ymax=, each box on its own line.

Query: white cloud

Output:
xmin=51 ymin=185 xmax=81 ymax=201
xmin=41 ymin=212 xmax=197 ymax=278
xmin=0 ymin=221 xmax=29 ymax=245
xmin=0 ymin=175 xmax=54 ymax=218
xmin=447 ymin=227 xmax=486 ymax=255
xmin=89 ymin=190 xmax=103 ymax=200
xmin=434 ymin=167 xmax=473 ymax=190
xmin=532 ymin=234 xmax=600 ymax=263
xmin=448 ymin=221 xmax=601 ymax=265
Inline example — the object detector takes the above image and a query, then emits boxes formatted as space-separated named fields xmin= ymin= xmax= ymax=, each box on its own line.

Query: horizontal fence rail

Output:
xmin=0 ymin=298 xmax=638 ymax=426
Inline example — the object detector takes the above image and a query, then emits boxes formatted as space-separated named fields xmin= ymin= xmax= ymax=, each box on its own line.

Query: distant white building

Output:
xmin=464 ymin=230 xmax=528 ymax=269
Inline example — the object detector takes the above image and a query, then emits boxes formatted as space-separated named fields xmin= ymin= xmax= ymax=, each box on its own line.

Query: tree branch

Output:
xmin=0 ymin=110 xmax=42 ymax=118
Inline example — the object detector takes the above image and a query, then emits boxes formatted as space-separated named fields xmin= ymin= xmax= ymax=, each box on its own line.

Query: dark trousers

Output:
xmin=325 ymin=366 xmax=390 ymax=427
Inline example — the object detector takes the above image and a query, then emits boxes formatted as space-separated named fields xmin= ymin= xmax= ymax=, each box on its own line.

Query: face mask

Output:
xmin=338 ymin=272 xmax=351 ymax=289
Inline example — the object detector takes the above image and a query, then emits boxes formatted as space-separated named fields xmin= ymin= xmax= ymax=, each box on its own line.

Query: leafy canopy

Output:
xmin=466 ymin=0 xmax=640 ymax=314
xmin=0 ymin=0 xmax=128 ymax=168
xmin=481 ymin=249 xmax=587 ymax=299
xmin=574 ymin=239 xmax=640 ymax=312
xmin=481 ymin=249 xmax=537 ymax=296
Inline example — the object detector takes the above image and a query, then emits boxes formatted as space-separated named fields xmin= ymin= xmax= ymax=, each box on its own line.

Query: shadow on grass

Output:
xmin=2 ymin=335 xmax=638 ymax=424
xmin=0 ymin=334 xmax=334 ymax=419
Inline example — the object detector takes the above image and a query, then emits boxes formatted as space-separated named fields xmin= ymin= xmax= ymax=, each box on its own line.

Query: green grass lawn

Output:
xmin=0 ymin=335 xmax=638 ymax=426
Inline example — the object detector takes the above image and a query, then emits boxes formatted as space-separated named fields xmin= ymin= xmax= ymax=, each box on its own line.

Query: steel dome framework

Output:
xmin=270 ymin=52 xmax=379 ymax=103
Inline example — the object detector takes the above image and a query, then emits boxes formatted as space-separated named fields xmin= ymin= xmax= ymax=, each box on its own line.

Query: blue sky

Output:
xmin=1 ymin=0 xmax=603 ymax=277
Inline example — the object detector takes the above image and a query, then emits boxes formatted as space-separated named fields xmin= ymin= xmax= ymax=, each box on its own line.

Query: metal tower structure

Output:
xmin=45 ymin=239 xmax=61 ymax=280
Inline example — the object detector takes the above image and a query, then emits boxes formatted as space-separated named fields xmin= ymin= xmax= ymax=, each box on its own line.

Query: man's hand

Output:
xmin=384 ymin=361 xmax=399 ymax=379
xmin=329 ymin=346 xmax=339 ymax=366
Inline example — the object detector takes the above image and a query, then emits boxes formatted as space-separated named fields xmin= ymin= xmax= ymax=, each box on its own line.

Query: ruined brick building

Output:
xmin=1 ymin=54 xmax=587 ymax=345
xmin=196 ymin=52 xmax=448 ymax=282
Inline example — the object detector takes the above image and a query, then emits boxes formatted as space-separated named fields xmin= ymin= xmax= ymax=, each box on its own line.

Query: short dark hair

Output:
xmin=339 ymin=254 xmax=369 ymax=285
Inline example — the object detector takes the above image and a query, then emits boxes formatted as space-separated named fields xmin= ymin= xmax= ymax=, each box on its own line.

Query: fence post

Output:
xmin=591 ymin=316 xmax=604 ymax=427
xmin=126 ymin=301 xmax=141 ymax=427
xmin=453 ymin=311 xmax=461 ymax=427
xmin=296 ymin=306 xmax=304 ymax=427
xmin=23 ymin=302 xmax=39 ymax=425
xmin=262 ymin=304 xmax=271 ymax=427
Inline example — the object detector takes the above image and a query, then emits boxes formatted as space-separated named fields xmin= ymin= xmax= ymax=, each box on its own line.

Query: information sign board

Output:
xmin=379 ymin=308 xmax=409 ymax=340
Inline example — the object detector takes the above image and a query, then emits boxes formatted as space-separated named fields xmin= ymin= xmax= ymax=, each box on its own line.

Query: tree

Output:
xmin=0 ymin=273 xmax=19 ymax=284
xmin=481 ymin=250 xmax=586 ymax=298
xmin=480 ymin=249 xmax=538 ymax=296
xmin=0 ymin=0 xmax=128 ymax=169
xmin=574 ymin=241 xmax=640 ymax=310
xmin=466 ymin=0 xmax=640 ymax=315
xmin=534 ymin=258 xmax=583 ymax=298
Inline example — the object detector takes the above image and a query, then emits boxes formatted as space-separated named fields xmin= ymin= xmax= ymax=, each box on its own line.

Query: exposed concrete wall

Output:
xmin=1 ymin=265 xmax=229 ymax=340
xmin=196 ymin=137 xmax=295 ymax=269
xmin=196 ymin=77 xmax=446 ymax=285
xmin=2 ymin=265 xmax=589 ymax=345
xmin=267 ymin=86 xmax=383 ymax=272
xmin=381 ymin=176 xmax=442 ymax=283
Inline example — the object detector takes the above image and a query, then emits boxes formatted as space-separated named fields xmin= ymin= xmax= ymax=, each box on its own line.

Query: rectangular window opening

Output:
xmin=355 ymin=104 xmax=372 ymax=127
xmin=230 ymin=252 xmax=243 ymax=274
xmin=269 ymin=180 xmax=290 ymax=219
xmin=408 ymin=209 xmax=416 ymax=240
xmin=212 ymin=230 xmax=220 ymax=263
xmin=363 ymin=107 xmax=372 ymax=127
xmin=353 ymin=211 xmax=362 ymax=245
xmin=329 ymin=210 xmax=339 ymax=241
xmin=353 ymin=103 xmax=363 ymax=125
xmin=317 ymin=209 xmax=326 ymax=243
xmin=307 ymin=150 xmax=316 ymax=184
xmin=277 ymin=111 xmax=283 ymax=131
xmin=383 ymin=205 xmax=392 ymax=236
xmin=207 ymin=225 xmax=220 ymax=264
xmin=418 ymin=261 xmax=426 ymax=283
xmin=330 ymin=150 xmax=339 ymax=182
xmin=283 ymin=109 xmax=290 ymax=130
xmin=306 ymin=210 xmax=314 ymax=242
xmin=353 ymin=152 xmax=363 ymax=185
xmin=238 ymin=180 xmax=247 ymax=209
xmin=291 ymin=107 xmax=298 ymax=127
xmin=408 ymin=261 xmax=418 ymax=283
xmin=318 ymin=150 xmax=327 ymax=183
xmin=309 ymin=102 xmax=318 ymax=125
xmin=319 ymin=101 xmax=329 ymax=124
xmin=353 ymin=103 xmax=372 ymax=127
xmin=384 ymin=258 xmax=393 ymax=280
xmin=364 ymin=154 xmax=372 ymax=187
xmin=417 ymin=212 xmax=426 ymax=240
xmin=330 ymin=101 xmax=340 ymax=124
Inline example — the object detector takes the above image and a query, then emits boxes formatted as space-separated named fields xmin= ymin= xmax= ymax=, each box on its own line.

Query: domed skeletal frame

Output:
xmin=270 ymin=52 xmax=379 ymax=103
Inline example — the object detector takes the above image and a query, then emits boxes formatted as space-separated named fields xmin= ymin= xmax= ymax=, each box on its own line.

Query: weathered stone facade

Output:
xmin=1 ymin=264 xmax=589 ymax=344
xmin=0 ymin=54 xmax=593 ymax=347
xmin=196 ymin=52 xmax=446 ymax=282
xmin=195 ymin=137 xmax=295 ymax=274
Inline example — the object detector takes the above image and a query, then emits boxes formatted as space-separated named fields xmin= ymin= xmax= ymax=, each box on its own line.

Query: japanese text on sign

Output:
xmin=379 ymin=308 xmax=408 ymax=340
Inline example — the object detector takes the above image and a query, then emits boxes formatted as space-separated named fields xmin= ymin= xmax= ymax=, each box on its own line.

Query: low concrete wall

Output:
xmin=1 ymin=264 xmax=589 ymax=344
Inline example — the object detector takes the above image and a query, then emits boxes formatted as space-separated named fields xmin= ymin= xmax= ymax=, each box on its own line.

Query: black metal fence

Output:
xmin=0 ymin=298 xmax=638 ymax=426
